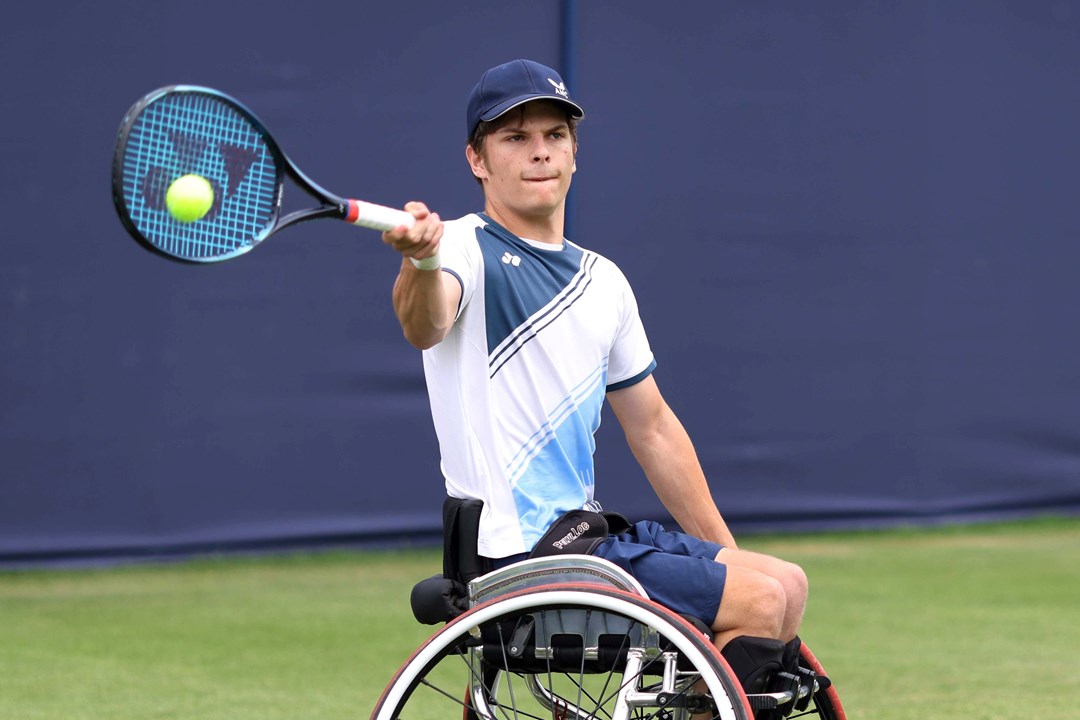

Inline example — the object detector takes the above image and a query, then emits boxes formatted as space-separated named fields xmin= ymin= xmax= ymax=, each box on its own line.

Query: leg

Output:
xmin=709 ymin=563 xmax=786 ymax=647
xmin=691 ymin=547 xmax=807 ymax=717
xmin=716 ymin=547 xmax=808 ymax=642
xmin=593 ymin=521 xmax=807 ymax=644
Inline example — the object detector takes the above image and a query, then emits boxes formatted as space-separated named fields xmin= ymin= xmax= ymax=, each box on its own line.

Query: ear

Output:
xmin=465 ymin=144 xmax=488 ymax=181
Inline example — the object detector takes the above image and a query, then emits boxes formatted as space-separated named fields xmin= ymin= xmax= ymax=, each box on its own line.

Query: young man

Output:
xmin=383 ymin=59 xmax=809 ymax=698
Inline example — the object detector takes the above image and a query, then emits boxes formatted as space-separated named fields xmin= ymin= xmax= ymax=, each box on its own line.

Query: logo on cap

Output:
xmin=547 ymin=78 xmax=569 ymax=99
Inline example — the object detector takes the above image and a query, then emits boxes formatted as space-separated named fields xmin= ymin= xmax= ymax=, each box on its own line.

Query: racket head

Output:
xmin=112 ymin=86 xmax=286 ymax=263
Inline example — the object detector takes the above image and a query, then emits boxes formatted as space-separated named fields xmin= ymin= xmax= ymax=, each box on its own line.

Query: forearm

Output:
xmin=382 ymin=201 xmax=454 ymax=349
xmin=614 ymin=387 xmax=738 ymax=549
xmin=635 ymin=414 xmax=738 ymax=548
xmin=392 ymin=262 xmax=454 ymax=350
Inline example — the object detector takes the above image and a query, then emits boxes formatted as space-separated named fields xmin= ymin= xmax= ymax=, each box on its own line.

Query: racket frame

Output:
xmin=112 ymin=85 xmax=407 ymax=264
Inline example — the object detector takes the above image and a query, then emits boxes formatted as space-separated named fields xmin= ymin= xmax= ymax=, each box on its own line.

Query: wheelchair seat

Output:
xmin=469 ymin=553 xmax=648 ymax=604
xmin=410 ymin=497 xmax=648 ymax=625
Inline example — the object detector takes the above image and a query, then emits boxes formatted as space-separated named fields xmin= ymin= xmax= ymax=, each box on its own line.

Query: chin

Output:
xmin=522 ymin=201 xmax=563 ymax=218
xmin=527 ymin=190 xmax=566 ymax=210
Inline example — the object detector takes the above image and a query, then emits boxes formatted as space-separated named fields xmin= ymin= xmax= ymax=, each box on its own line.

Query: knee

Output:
xmin=748 ymin=574 xmax=787 ymax=637
xmin=780 ymin=561 xmax=808 ymax=607
xmin=714 ymin=565 xmax=790 ymax=640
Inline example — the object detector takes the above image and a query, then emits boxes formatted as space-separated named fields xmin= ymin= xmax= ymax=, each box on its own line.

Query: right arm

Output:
xmin=383 ymin=202 xmax=461 ymax=350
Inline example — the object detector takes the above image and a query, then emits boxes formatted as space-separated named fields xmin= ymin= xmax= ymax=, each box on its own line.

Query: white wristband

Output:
xmin=409 ymin=252 xmax=442 ymax=271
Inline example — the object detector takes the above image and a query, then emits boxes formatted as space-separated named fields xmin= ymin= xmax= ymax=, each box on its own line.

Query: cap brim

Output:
xmin=479 ymin=94 xmax=585 ymax=123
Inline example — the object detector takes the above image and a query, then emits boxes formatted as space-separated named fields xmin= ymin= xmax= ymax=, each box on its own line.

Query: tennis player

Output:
xmin=383 ymin=58 xmax=810 ymax=704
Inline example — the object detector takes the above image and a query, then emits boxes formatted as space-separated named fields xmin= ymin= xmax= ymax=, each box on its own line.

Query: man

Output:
xmin=383 ymin=58 xmax=809 ymax=699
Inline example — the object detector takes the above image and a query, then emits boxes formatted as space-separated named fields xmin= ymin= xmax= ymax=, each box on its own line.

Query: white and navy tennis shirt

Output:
xmin=423 ymin=213 xmax=656 ymax=558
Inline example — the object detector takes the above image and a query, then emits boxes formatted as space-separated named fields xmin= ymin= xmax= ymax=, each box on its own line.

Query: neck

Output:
xmin=483 ymin=203 xmax=565 ymax=245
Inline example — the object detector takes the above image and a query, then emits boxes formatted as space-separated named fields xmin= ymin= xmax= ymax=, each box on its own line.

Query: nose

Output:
xmin=530 ymin=136 xmax=550 ymax=162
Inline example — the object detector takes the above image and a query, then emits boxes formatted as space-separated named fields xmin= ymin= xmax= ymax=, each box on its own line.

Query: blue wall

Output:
xmin=2 ymin=1 xmax=1078 ymax=564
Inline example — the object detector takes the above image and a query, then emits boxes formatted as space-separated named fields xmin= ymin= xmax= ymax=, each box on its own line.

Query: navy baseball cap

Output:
xmin=466 ymin=59 xmax=585 ymax=138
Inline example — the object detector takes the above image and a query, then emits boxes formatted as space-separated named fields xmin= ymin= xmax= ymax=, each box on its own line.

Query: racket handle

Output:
xmin=345 ymin=199 xmax=416 ymax=231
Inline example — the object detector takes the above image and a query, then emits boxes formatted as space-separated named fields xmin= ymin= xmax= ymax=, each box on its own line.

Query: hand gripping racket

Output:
xmin=112 ymin=85 xmax=415 ymax=263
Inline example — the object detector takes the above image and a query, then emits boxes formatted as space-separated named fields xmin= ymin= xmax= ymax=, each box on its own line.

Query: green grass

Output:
xmin=752 ymin=517 xmax=1080 ymax=719
xmin=1 ymin=517 xmax=1078 ymax=719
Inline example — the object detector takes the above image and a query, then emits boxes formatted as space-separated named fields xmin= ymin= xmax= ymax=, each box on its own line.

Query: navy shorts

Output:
xmin=592 ymin=520 xmax=726 ymax=625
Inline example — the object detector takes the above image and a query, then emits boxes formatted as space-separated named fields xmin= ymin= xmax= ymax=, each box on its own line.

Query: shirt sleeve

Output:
xmin=605 ymin=266 xmax=656 ymax=391
xmin=437 ymin=217 xmax=483 ymax=320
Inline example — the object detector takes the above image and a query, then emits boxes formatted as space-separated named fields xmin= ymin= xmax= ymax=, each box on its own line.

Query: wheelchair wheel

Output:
xmin=372 ymin=582 xmax=753 ymax=720
xmin=797 ymin=643 xmax=846 ymax=720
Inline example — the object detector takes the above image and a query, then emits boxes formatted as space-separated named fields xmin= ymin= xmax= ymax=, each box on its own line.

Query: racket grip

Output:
xmin=345 ymin=199 xmax=416 ymax=231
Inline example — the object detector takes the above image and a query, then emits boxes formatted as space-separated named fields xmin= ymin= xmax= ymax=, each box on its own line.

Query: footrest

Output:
xmin=746 ymin=691 xmax=787 ymax=711
xmin=746 ymin=671 xmax=820 ymax=713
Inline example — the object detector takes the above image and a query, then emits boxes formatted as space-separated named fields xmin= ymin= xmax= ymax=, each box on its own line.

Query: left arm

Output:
xmin=606 ymin=374 xmax=738 ymax=549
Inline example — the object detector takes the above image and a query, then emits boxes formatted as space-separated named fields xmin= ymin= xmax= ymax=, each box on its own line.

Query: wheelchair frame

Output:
xmin=371 ymin=502 xmax=845 ymax=720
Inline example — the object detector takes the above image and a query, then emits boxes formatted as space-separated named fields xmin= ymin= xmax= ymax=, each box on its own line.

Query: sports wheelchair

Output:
xmin=371 ymin=499 xmax=845 ymax=720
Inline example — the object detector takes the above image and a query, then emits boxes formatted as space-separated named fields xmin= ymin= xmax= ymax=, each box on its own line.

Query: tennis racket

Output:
xmin=112 ymin=85 xmax=414 ymax=263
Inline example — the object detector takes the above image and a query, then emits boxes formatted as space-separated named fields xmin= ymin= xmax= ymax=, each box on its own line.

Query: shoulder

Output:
xmin=568 ymin=240 xmax=632 ymax=287
xmin=442 ymin=213 xmax=485 ymax=241
xmin=568 ymin=239 xmax=618 ymax=268
xmin=438 ymin=214 xmax=485 ymax=268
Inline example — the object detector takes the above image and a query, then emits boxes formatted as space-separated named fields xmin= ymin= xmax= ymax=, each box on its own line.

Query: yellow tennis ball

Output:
xmin=165 ymin=174 xmax=214 ymax=223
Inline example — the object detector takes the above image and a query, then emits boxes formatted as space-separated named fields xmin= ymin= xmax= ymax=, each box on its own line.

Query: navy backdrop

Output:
xmin=2 ymin=1 xmax=1079 ymax=565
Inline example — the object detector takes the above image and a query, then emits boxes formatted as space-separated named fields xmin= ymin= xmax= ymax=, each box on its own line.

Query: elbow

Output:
xmin=407 ymin=336 xmax=438 ymax=351
xmin=394 ymin=294 xmax=453 ymax=350
xmin=402 ymin=326 xmax=446 ymax=351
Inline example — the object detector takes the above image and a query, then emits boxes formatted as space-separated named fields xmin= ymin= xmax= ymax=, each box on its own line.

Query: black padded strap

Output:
xmin=410 ymin=574 xmax=468 ymax=625
xmin=720 ymin=635 xmax=785 ymax=694
xmin=442 ymin=496 xmax=491 ymax=583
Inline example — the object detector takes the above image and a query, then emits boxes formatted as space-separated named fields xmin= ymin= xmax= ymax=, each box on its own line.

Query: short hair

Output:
xmin=467 ymin=105 xmax=580 ymax=185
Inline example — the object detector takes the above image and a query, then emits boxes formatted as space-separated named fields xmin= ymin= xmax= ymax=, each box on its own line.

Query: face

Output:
xmin=466 ymin=101 xmax=577 ymax=225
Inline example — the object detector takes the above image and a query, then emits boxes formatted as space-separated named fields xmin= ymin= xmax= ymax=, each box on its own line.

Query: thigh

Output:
xmin=594 ymin=524 xmax=727 ymax=624
xmin=715 ymin=545 xmax=808 ymax=623
xmin=710 ymin=563 xmax=786 ymax=639
xmin=716 ymin=546 xmax=799 ymax=580
xmin=613 ymin=519 xmax=725 ymax=559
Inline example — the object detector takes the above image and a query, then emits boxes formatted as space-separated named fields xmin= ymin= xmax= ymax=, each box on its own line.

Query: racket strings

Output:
xmin=120 ymin=92 xmax=280 ymax=261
